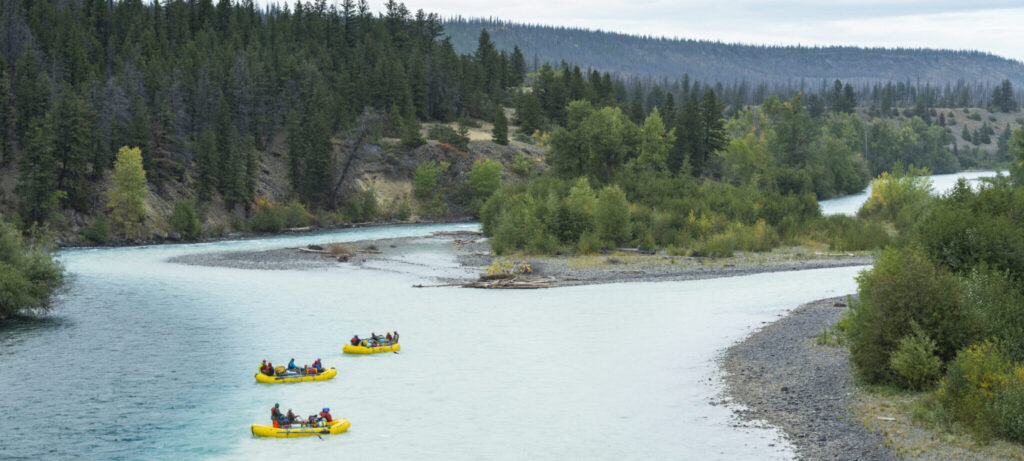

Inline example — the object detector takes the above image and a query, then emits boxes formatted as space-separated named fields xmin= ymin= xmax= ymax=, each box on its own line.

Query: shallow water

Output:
xmin=0 ymin=223 xmax=865 ymax=460
xmin=818 ymin=170 xmax=1000 ymax=216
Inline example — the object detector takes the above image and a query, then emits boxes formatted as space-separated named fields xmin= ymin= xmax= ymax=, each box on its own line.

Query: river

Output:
xmin=818 ymin=170 xmax=1000 ymax=215
xmin=0 ymin=222 xmax=870 ymax=460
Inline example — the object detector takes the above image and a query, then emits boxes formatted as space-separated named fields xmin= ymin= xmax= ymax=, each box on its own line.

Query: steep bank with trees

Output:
xmin=0 ymin=0 xmax=530 ymax=243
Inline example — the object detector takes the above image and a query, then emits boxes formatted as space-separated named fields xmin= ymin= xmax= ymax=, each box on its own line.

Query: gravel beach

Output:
xmin=721 ymin=297 xmax=896 ymax=461
xmin=170 ymin=230 xmax=874 ymax=288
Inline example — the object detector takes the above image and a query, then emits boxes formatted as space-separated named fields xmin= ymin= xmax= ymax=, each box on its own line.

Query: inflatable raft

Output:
xmin=251 ymin=418 xmax=350 ymax=438
xmin=342 ymin=343 xmax=400 ymax=354
xmin=254 ymin=367 xmax=337 ymax=384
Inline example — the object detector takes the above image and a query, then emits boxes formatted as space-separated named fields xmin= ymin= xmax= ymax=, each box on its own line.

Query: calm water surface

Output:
xmin=818 ymin=170 xmax=1000 ymax=215
xmin=0 ymin=223 xmax=865 ymax=460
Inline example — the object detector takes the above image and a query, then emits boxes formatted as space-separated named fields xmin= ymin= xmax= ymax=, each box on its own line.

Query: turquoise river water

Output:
xmin=0 ymin=171 xmax=995 ymax=460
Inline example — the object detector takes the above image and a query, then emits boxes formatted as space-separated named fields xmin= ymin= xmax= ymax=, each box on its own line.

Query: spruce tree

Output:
xmin=17 ymin=116 xmax=62 ymax=224
xmin=13 ymin=48 xmax=50 ymax=136
xmin=492 ymin=105 xmax=508 ymax=145
xmin=195 ymin=129 xmax=218 ymax=202
xmin=52 ymin=87 xmax=94 ymax=211
xmin=516 ymin=91 xmax=543 ymax=136
xmin=0 ymin=56 xmax=10 ymax=165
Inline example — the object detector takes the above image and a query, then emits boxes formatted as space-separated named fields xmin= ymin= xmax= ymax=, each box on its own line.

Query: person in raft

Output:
xmin=386 ymin=332 xmax=392 ymax=342
xmin=393 ymin=331 xmax=399 ymax=342
xmin=350 ymin=335 xmax=360 ymax=346
xmin=319 ymin=408 xmax=333 ymax=423
xmin=288 ymin=358 xmax=300 ymax=372
xmin=271 ymin=403 xmax=283 ymax=428
xmin=313 ymin=359 xmax=323 ymax=372
xmin=259 ymin=359 xmax=267 ymax=373
xmin=265 ymin=362 xmax=275 ymax=376
xmin=286 ymin=409 xmax=300 ymax=426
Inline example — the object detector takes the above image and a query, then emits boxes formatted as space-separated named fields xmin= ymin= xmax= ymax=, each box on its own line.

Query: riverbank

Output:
xmin=721 ymin=297 xmax=896 ymax=460
xmin=722 ymin=297 xmax=1024 ymax=461
xmin=171 ymin=230 xmax=873 ymax=287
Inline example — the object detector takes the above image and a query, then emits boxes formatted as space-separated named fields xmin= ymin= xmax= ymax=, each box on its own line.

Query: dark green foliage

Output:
xmin=51 ymin=88 xmax=95 ymax=211
xmin=515 ymin=91 xmax=543 ymax=136
xmin=16 ymin=116 xmax=63 ymax=225
xmin=492 ymin=105 xmax=508 ymax=145
xmin=936 ymin=341 xmax=1024 ymax=443
xmin=426 ymin=124 xmax=469 ymax=151
xmin=809 ymin=215 xmax=890 ymax=251
xmin=846 ymin=246 xmax=966 ymax=384
xmin=170 ymin=200 xmax=202 ymax=240
xmin=400 ymin=117 xmax=426 ymax=148
xmin=81 ymin=216 xmax=110 ymax=244
xmin=0 ymin=216 xmax=64 ymax=319
xmin=343 ymin=190 xmax=379 ymax=223
xmin=992 ymin=80 xmax=1018 ymax=113
xmin=412 ymin=160 xmax=450 ymax=216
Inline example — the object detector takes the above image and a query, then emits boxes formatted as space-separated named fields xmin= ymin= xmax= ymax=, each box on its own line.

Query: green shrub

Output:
xmin=250 ymin=204 xmax=285 ymax=232
xmin=393 ymin=199 xmax=412 ymax=221
xmin=889 ymin=326 xmax=943 ymax=390
xmin=460 ymin=159 xmax=502 ymax=217
xmin=0 ymin=217 xmax=64 ymax=319
xmin=342 ymin=191 xmax=378 ymax=223
xmin=595 ymin=185 xmax=630 ymax=247
xmin=82 ymin=216 xmax=110 ymax=244
xmin=281 ymin=201 xmax=312 ymax=227
xmin=858 ymin=163 xmax=933 ymax=222
xmin=577 ymin=231 xmax=603 ymax=254
xmin=813 ymin=215 xmax=890 ymax=251
xmin=170 ymin=200 xmax=202 ymax=240
xmin=427 ymin=124 xmax=469 ymax=151
xmin=511 ymin=153 xmax=536 ymax=179
xmin=846 ymin=246 xmax=965 ymax=384
xmin=968 ymin=112 xmax=982 ymax=121
xmin=936 ymin=340 xmax=1024 ymax=442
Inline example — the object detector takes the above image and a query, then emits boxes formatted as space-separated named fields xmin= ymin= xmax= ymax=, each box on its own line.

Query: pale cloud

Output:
xmin=366 ymin=1 xmax=1024 ymax=61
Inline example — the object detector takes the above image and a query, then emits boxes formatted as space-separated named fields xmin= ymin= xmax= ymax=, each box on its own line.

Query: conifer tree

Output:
xmin=0 ymin=57 xmax=10 ymax=165
xmin=492 ymin=105 xmax=508 ymax=145
xmin=195 ymin=129 xmax=218 ymax=201
xmin=17 ymin=116 xmax=62 ymax=224
xmin=52 ymin=87 xmax=94 ymax=211
xmin=13 ymin=48 xmax=50 ymax=135
xmin=516 ymin=91 xmax=543 ymax=136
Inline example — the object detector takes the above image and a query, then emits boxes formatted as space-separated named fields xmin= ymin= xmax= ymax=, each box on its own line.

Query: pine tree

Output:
xmin=17 ymin=116 xmax=63 ymax=224
xmin=0 ymin=57 xmax=11 ymax=165
xmin=516 ymin=91 xmax=543 ymax=136
xmin=195 ymin=129 xmax=218 ymax=201
xmin=492 ymin=105 xmax=508 ymax=145
xmin=13 ymin=47 xmax=50 ymax=136
xmin=52 ymin=87 xmax=94 ymax=211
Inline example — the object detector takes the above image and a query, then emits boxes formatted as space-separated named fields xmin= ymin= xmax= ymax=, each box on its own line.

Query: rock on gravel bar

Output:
xmin=721 ymin=297 xmax=896 ymax=461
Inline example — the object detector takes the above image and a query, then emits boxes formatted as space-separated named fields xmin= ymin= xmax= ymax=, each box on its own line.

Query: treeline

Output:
xmin=443 ymin=17 xmax=1024 ymax=96
xmin=0 ymin=0 xmax=525 ymax=227
xmin=841 ymin=131 xmax=1024 ymax=444
xmin=481 ymin=93 xmax=899 ymax=257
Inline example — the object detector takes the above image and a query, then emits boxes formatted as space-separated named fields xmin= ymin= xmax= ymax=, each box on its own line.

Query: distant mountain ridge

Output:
xmin=442 ymin=18 xmax=1024 ymax=86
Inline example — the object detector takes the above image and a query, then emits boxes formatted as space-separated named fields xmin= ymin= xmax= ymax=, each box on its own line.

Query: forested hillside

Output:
xmin=443 ymin=18 xmax=1024 ymax=89
xmin=0 ymin=0 xmax=526 ymax=241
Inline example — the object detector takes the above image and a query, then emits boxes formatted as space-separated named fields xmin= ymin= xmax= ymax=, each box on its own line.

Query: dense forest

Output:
xmin=0 ymin=0 xmax=525 ymax=233
xmin=443 ymin=18 xmax=1024 ymax=92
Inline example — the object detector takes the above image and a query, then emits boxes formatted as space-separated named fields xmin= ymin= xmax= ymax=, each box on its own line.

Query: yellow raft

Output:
xmin=254 ymin=367 xmax=337 ymax=384
xmin=251 ymin=419 xmax=350 ymax=438
xmin=342 ymin=343 xmax=400 ymax=354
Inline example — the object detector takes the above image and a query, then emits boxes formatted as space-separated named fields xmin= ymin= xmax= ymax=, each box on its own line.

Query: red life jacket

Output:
xmin=319 ymin=411 xmax=332 ymax=422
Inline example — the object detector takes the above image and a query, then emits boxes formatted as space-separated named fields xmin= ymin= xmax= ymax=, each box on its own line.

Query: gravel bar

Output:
xmin=721 ymin=297 xmax=896 ymax=461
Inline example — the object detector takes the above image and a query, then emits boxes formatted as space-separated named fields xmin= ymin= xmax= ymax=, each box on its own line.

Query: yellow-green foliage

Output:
xmin=106 ymin=146 xmax=148 ymax=239
xmin=858 ymin=163 xmax=933 ymax=222
xmin=936 ymin=341 xmax=1024 ymax=442
xmin=485 ymin=258 xmax=532 ymax=277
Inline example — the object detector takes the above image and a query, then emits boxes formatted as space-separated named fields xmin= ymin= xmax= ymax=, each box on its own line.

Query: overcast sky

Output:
xmin=365 ymin=1 xmax=1024 ymax=61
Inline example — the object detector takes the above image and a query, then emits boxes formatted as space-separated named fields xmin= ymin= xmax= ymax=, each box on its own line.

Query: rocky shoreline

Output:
xmin=721 ymin=297 xmax=896 ymax=461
